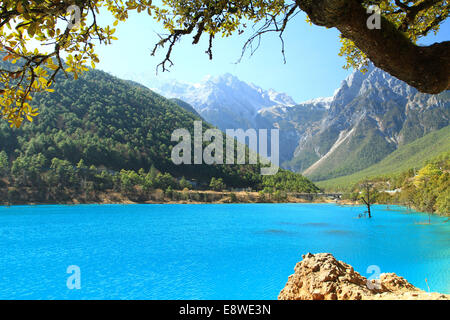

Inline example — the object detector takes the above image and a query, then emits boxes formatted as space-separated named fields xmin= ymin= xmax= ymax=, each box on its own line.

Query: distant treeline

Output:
xmin=0 ymin=67 xmax=319 ymax=203
xmin=0 ymin=151 xmax=319 ymax=204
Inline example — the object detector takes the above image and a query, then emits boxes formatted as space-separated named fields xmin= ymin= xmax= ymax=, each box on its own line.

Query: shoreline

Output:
xmin=1 ymin=191 xmax=447 ymax=217
xmin=0 ymin=199 xmax=347 ymax=206
xmin=0 ymin=190 xmax=354 ymax=206
xmin=0 ymin=201 xmax=350 ymax=206
xmin=2 ymin=200 xmax=448 ymax=220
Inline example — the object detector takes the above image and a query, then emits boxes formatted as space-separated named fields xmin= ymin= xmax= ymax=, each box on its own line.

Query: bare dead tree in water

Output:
xmin=423 ymin=193 xmax=436 ymax=225
xmin=360 ymin=182 xmax=376 ymax=218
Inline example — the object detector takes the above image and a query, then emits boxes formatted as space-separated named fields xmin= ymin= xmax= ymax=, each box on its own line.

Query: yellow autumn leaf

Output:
xmin=17 ymin=2 xmax=24 ymax=13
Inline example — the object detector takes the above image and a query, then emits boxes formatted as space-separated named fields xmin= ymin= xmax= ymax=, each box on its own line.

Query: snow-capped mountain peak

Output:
xmin=146 ymin=73 xmax=297 ymax=131
xmin=298 ymin=96 xmax=333 ymax=109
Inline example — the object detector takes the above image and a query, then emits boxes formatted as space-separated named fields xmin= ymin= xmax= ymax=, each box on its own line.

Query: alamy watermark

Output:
xmin=366 ymin=265 xmax=381 ymax=290
xmin=66 ymin=5 xmax=81 ymax=30
xmin=171 ymin=121 xmax=279 ymax=175
xmin=66 ymin=265 xmax=81 ymax=290
xmin=367 ymin=5 xmax=381 ymax=30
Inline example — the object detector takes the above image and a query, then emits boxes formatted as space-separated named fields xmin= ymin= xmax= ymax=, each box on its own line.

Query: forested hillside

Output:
xmin=0 ymin=69 xmax=259 ymax=183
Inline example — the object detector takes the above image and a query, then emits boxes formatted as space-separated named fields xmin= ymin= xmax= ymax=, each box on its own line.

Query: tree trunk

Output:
xmin=296 ymin=0 xmax=450 ymax=94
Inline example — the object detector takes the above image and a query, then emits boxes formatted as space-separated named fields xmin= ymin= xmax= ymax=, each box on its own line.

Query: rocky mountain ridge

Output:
xmin=149 ymin=73 xmax=297 ymax=131
xmin=143 ymin=67 xmax=449 ymax=181
xmin=260 ymin=65 xmax=449 ymax=180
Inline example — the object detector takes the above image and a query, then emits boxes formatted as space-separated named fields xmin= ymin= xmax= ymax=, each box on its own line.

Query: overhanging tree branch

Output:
xmin=296 ymin=0 xmax=449 ymax=94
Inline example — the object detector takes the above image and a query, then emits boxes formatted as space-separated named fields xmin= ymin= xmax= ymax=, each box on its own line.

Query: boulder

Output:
xmin=278 ymin=253 xmax=449 ymax=300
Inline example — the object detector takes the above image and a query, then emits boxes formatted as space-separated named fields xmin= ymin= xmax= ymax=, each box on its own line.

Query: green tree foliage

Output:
xmin=404 ymin=157 xmax=450 ymax=214
xmin=0 ymin=67 xmax=274 ymax=189
xmin=262 ymin=170 xmax=320 ymax=193
xmin=348 ymin=152 xmax=450 ymax=215
xmin=10 ymin=153 xmax=47 ymax=187
xmin=48 ymin=158 xmax=79 ymax=189
xmin=0 ymin=60 xmax=321 ymax=203
xmin=0 ymin=150 xmax=8 ymax=176
xmin=0 ymin=0 xmax=145 ymax=127
xmin=273 ymin=190 xmax=288 ymax=202
xmin=209 ymin=177 xmax=226 ymax=191
xmin=179 ymin=177 xmax=191 ymax=190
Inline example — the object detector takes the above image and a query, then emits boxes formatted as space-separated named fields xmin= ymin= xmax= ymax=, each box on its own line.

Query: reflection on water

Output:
xmin=323 ymin=229 xmax=356 ymax=236
xmin=279 ymin=222 xmax=330 ymax=227
xmin=258 ymin=229 xmax=293 ymax=235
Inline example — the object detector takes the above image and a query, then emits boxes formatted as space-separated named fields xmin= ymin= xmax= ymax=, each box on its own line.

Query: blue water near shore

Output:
xmin=0 ymin=204 xmax=448 ymax=299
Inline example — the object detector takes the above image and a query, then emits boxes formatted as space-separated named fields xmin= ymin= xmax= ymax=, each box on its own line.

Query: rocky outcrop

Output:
xmin=278 ymin=253 xmax=449 ymax=300
xmin=283 ymin=66 xmax=449 ymax=177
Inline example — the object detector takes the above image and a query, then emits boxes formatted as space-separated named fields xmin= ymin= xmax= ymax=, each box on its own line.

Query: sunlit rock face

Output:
xmin=278 ymin=253 xmax=449 ymax=300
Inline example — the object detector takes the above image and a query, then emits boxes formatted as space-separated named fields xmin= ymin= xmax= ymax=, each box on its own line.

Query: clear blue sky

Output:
xmin=94 ymin=10 xmax=449 ymax=102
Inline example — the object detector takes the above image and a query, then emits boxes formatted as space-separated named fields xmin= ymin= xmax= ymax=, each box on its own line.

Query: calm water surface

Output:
xmin=0 ymin=204 xmax=448 ymax=299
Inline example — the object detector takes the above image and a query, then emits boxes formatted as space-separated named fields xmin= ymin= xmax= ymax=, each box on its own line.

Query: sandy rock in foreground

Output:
xmin=278 ymin=253 xmax=449 ymax=300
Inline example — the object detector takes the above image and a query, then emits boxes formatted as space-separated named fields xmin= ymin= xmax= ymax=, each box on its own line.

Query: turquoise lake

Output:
xmin=0 ymin=204 xmax=448 ymax=299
